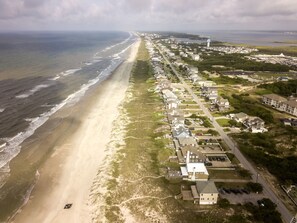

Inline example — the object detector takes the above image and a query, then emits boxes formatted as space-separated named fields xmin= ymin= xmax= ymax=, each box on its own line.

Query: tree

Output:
xmin=246 ymin=182 xmax=263 ymax=193
xmin=218 ymin=198 xmax=230 ymax=208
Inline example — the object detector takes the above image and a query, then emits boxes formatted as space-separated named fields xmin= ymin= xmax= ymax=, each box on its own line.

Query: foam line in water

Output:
xmin=101 ymin=32 xmax=133 ymax=53
xmin=61 ymin=68 xmax=81 ymax=77
xmin=15 ymin=84 xmax=51 ymax=99
xmin=0 ymin=54 xmax=126 ymax=170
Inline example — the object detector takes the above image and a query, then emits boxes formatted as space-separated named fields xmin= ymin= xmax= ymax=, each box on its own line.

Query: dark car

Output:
xmin=241 ymin=189 xmax=250 ymax=194
xmin=223 ymin=188 xmax=231 ymax=194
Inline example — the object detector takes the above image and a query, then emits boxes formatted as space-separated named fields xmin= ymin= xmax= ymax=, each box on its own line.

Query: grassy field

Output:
xmin=216 ymin=118 xmax=231 ymax=127
xmin=256 ymin=45 xmax=297 ymax=57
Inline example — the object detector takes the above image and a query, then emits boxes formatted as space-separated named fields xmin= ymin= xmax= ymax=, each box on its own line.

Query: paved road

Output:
xmin=154 ymin=43 xmax=294 ymax=223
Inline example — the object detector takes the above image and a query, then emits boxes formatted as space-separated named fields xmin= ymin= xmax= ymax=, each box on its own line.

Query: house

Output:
xmin=162 ymin=89 xmax=177 ymax=100
xmin=151 ymin=57 xmax=161 ymax=62
xmin=189 ymin=74 xmax=201 ymax=83
xmin=180 ymin=51 xmax=188 ymax=58
xmin=280 ymin=118 xmax=297 ymax=127
xmin=201 ymin=86 xmax=218 ymax=95
xmin=281 ymin=100 xmax=297 ymax=117
xmin=201 ymin=86 xmax=218 ymax=102
xmin=262 ymin=94 xmax=297 ymax=117
xmin=155 ymin=80 xmax=171 ymax=92
xmin=167 ymin=109 xmax=185 ymax=124
xmin=191 ymin=181 xmax=219 ymax=205
xmin=191 ymin=54 xmax=200 ymax=61
xmin=171 ymin=44 xmax=178 ymax=49
xmin=262 ymin=94 xmax=287 ymax=108
xmin=180 ymin=152 xmax=209 ymax=181
xmin=277 ymin=76 xmax=290 ymax=82
xmin=243 ymin=116 xmax=266 ymax=133
xmin=166 ymin=98 xmax=179 ymax=110
xmin=172 ymin=125 xmax=191 ymax=138
xmin=172 ymin=118 xmax=185 ymax=126
xmin=181 ymin=162 xmax=209 ymax=181
xmin=177 ymin=136 xmax=198 ymax=147
xmin=216 ymin=98 xmax=230 ymax=111
xmin=233 ymin=112 xmax=248 ymax=122
xmin=177 ymin=146 xmax=206 ymax=164
xmin=188 ymin=66 xmax=198 ymax=74
xmin=196 ymin=80 xmax=215 ymax=87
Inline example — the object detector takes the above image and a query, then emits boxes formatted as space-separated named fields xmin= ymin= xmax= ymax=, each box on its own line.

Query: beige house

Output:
xmin=177 ymin=147 xmax=206 ymax=164
xmin=177 ymin=137 xmax=198 ymax=147
xmin=262 ymin=94 xmax=287 ymax=108
xmin=262 ymin=94 xmax=297 ymax=117
xmin=281 ymin=100 xmax=297 ymax=117
xmin=191 ymin=181 xmax=219 ymax=205
xmin=233 ymin=112 xmax=248 ymax=122
xmin=216 ymin=97 xmax=230 ymax=111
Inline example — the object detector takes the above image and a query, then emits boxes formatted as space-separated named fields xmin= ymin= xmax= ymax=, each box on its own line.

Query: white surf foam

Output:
xmin=0 ymin=143 xmax=6 ymax=152
xmin=16 ymin=84 xmax=50 ymax=99
xmin=0 ymin=55 xmax=125 ymax=171
xmin=84 ymin=62 xmax=93 ymax=66
xmin=61 ymin=68 xmax=81 ymax=77
xmin=49 ymin=68 xmax=82 ymax=81
xmin=50 ymin=75 xmax=61 ymax=81
xmin=109 ymin=41 xmax=135 ymax=61
xmin=0 ymin=108 xmax=5 ymax=113
xmin=101 ymin=32 xmax=133 ymax=53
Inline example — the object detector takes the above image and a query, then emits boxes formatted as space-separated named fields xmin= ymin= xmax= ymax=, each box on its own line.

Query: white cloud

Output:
xmin=0 ymin=0 xmax=296 ymax=30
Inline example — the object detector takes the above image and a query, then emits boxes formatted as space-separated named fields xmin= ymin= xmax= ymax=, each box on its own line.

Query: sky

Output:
xmin=0 ymin=0 xmax=296 ymax=31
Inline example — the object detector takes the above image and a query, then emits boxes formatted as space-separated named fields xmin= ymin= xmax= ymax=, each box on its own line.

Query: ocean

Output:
xmin=193 ymin=30 xmax=297 ymax=46
xmin=0 ymin=31 xmax=137 ymax=195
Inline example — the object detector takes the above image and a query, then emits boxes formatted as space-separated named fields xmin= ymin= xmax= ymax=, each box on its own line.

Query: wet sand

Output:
xmin=10 ymin=39 xmax=140 ymax=223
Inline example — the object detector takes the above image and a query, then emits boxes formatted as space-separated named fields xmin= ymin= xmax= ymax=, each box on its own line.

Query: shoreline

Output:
xmin=8 ymin=38 xmax=140 ymax=223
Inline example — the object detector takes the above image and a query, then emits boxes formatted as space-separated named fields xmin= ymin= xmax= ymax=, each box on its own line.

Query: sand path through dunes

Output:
xmin=11 ymin=39 xmax=140 ymax=223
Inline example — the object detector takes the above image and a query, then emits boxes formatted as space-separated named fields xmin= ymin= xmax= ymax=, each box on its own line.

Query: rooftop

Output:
xmin=263 ymin=94 xmax=287 ymax=102
xmin=196 ymin=181 xmax=218 ymax=194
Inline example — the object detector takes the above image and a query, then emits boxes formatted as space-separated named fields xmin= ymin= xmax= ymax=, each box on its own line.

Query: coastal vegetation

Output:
xmin=244 ymin=198 xmax=282 ymax=223
xmin=103 ymin=40 xmax=205 ymax=222
xmin=183 ymin=50 xmax=290 ymax=72
xmin=258 ymin=79 xmax=297 ymax=97
xmin=225 ymin=94 xmax=274 ymax=123
xmin=210 ymin=75 xmax=251 ymax=85
xmin=235 ymin=132 xmax=297 ymax=184
xmin=256 ymin=45 xmax=297 ymax=57
xmin=157 ymin=32 xmax=208 ymax=40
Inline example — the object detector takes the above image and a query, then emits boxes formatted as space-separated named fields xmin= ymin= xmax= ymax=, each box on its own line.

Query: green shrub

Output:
xmin=218 ymin=198 xmax=230 ymax=208
xmin=245 ymin=182 xmax=263 ymax=193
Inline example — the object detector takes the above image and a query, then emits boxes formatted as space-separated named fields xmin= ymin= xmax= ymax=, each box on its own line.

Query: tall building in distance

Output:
xmin=207 ymin=39 xmax=211 ymax=48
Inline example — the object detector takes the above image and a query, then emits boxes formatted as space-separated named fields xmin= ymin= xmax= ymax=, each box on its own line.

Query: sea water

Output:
xmin=193 ymin=30 xmax=297 ymax=46
xmin=0 ymin=31 xmax=137 ymax=190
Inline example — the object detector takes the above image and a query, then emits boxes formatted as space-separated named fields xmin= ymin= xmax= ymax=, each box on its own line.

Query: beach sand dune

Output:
xmin=11 ymin=39 xmax=140 ymax=223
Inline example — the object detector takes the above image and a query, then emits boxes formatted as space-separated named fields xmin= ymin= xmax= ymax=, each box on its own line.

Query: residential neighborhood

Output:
xmin=145 ymin=32 xmax=297 ymax=223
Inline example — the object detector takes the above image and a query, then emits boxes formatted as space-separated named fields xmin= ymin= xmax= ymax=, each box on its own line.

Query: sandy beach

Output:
xmin=10 ymin=39 xmax=140 ymax=223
